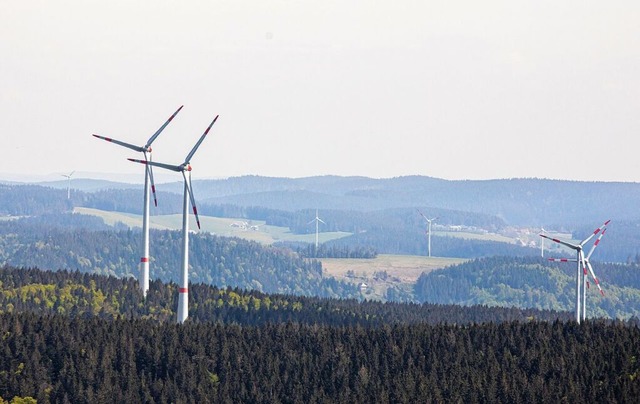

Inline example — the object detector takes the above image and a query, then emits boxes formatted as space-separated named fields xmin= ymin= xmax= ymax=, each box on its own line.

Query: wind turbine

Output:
xmin=540 ymin=227 xmax=545 ymax=257
xmin=418 ymin=210 xmax=438 ymax=257
xmin=308 ymin=209 xmax=325 ymax=254
xmin=92 ymin=105 xmax=183 ymax=297
xmin=61 ymin=171 xmax=75 ymax=199
xmin=129 ymin=115 xmax=218 ymax=324
xmin=540 ymin=219 xmax=609 ymax=323
xmin=547 ymin=226 xmax=608 ymax=321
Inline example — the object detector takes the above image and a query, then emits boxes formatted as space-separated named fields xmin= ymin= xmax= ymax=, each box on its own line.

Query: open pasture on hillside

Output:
xmin=321 ymin=254 xmax=468 ymax=300
xmin=74 ymin=207 xmax=351 ymax=245
xmin=321 ymin=254 xmax=467 ymax=283
xmin=433 ymin=230 xmax=514 ymax=243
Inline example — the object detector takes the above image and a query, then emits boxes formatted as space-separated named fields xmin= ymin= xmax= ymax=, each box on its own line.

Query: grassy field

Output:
xmin=74 ymin=207 xmax=352 ymax=245
xmin=433 ymin=230 xmax=515 ymax=243
xmin=321 ymin=254 xmax=468 ymax=301
xmin=321 ymin=254 xmax=466 ymax=283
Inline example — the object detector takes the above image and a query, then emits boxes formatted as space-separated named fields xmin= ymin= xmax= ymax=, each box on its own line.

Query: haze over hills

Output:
xmin=22 ymin=174 xmax=640 ymax=227
xmin=5 ymin=175 xmax=640 ymax=260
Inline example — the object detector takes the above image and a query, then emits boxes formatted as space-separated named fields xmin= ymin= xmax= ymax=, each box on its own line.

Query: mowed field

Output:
xmin=433 ymin=230 xmax=514 ymax=243
xmin=321 ymin=254 xmax=468 ymax=301
xmin=321 ymin=254 xmax=467 ymax=283
xmin=73 ymin=207 xmax=351 ymax=245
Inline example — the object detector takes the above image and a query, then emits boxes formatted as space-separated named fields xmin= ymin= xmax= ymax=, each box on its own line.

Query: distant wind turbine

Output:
xmin=540 ymin=219 xmax=609 ymax=323
xmin=540 ymin=227 xmax=545 ymax=257
xmin=61 ymin=171 xmax=75 ymax=199
xmin=418 ymin=210 xmax=438 ymax=257
xmin=308 ymin=209 xmax=325 ymax=254
xmin=129 ymin=115 xmax=218 ymax=324
xmin=92 ymin=105 xmax=183 ymax=297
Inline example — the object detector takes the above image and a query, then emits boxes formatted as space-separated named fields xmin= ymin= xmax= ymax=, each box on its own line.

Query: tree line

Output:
xmin=0 ymin=219 xmax=357 ymax=299
xmin=0 ymin=265 xmax=571 ymax=326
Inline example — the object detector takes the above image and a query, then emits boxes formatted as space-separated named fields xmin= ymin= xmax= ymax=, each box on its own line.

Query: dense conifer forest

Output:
xmin=0 ymin=266 xmax=639 ymax=403
xmin=0 ymin=219 xmax=357 ymax=299
xmin=415 ymin=256 xmax=640 ymax=319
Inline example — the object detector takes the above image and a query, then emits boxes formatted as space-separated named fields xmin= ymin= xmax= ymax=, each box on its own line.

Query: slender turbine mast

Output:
xmin=540 ymin=227 xmax=545 ymax=257
xmin=129 ymin=115 xmax=218 ymax=324
xmin=418 ymin=210 xmax=438 ymax=257
xmin=308 ymin=209 xmax=326 ymax=254
xmin=93 ymin=105 xmax=183 ymax=297
xmin=540 ymin=220 xmax=609 ymax=323
xmin=61 ymin=171 xmax=75 ymax=199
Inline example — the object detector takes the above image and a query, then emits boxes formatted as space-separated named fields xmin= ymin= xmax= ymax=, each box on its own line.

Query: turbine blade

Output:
xmin=128 ymin=158 xmax=183 ymax=172
xmin=417 ymin=209 xmax=428 ymax=221
xmin=539 ymin=234 xmax=579 ymax=250
xmin=317 ymin=218 xmax=326 ymax=224
xmin=580 ymin=219 xmax=611 ymax=247
xmin=184 ymin=171 xmax=201 ymax=229
xmin=184 ymin=115 xmax=218 ymax=164
xmin=146 ymin=105 xmax=184 ymax=148
xmin=147 ymin=153 xmax=158 ymax=207
xmin=585 ymin=260 xmax=605 ymax=296
xmin=93 ymin=134 xmax=145 ymax=153
xmin=547 ymin=258 xmax=576 ymax=263
xmin=586 ymin=228 xmax=608 ymax=260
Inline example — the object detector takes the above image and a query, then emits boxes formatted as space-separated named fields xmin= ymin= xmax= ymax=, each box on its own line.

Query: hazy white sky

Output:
xmin=2 ymin=1 xmax=639 ymax=182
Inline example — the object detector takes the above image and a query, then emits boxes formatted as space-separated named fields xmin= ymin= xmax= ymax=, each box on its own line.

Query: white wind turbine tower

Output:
xmin=129 ymin=115 xmax=219 ymax=324
xmin=418 ymin=210 xmax=438 ymax=257
xmin=308 ymin=209 xmax=326 ymax=254
xmin=61 ymin=171 xmax=75 ymax=199
xmin=547 ymin=226 xmax=608 ymax=321
xmin=540 ymin=227 xmax=545 ymax=257
xmin=93 ymin=105 xmax=183 ymax=297
xmin=540 ymin=219 xmax=609 ymax=323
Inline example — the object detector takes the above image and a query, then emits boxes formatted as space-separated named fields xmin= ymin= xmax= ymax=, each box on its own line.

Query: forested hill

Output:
xmin=2 ymin=313 xmax=639 ymax=403
xmin=0 ymin=265 xmax=570 ymax=325
xmin=0 ymin=219 xmax=357 ymax=299
xmin=415 ymin=256 xmax=640 ymax=319
xmin=2 ymin=268 xmax=639 ymax=403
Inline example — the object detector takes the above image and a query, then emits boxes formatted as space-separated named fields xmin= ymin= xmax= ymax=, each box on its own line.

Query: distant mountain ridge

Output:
xmin=15 ymin=174 xmax=640 ymax=226
xmin=167 ymin=176 xmax=640 ymax=226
